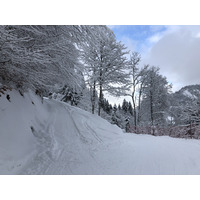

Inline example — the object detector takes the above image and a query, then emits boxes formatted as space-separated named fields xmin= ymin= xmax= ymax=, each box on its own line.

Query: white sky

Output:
xmin=142 ymin=25 xmax=200 ymax=92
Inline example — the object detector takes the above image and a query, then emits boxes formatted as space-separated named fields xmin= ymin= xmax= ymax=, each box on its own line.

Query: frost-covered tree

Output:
xmin=111 ymin=104 xmax=119 ymax=126
xmin=126 ymin=52 xmax=141 ymax=128
xmin=0 ymin=25 xmax=85 ymax=94
xmin=171 ymin=97 xmax=200 ymax=124
xmin=102 ymin=99 xmax=111 ymax=114
xmin=125 ymin=52 xmax=150 ymax=130
xmin=80 ymin=26 xmax=101 ymax=113
xmin=140 ymin=67 xmax=171 ymax=129
xmin=111 ymin=104 xmax=127 ymax=129
xmin=170 ymin=85 xmax=200 ymax=126
xmin=136 ymin=65 xmax=150 ymax=126
xmin=80 ymin=26 xmax=130 ymax=116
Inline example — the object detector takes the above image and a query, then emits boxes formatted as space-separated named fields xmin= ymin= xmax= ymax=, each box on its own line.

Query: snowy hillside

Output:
xmin=0 ymin=89 xmax=123 ymax=174
xmin=2 ymin=90 xmax=200 ymax=174
xmin=173 ymin=84 xmax=200 ymax=102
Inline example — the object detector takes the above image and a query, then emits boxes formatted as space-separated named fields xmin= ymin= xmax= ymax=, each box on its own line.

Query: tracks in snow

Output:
xmin=18 ymin=99 xmax=200 ymax=175
xmin=20 ymin=100 xmax=105 ymax=174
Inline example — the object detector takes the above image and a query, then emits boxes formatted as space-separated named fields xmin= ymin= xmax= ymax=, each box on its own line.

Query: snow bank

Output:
xmin=0 ymin=89 xmax=123 ymax=174
xmin=0 ymin=90 xmax=46 ymax=174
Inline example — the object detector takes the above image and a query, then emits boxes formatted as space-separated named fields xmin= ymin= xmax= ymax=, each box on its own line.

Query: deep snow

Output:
xmin=1 ymin=90 xmax=200 ymax=174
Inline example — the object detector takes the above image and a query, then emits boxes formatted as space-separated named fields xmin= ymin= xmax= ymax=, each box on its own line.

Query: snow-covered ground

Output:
xmin=1 ymin=90 xmax=200 ymax=174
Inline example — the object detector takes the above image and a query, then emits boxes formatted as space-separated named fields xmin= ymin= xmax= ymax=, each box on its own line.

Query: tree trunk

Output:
xmin=131 ymin=69 xmax=137 ymax=132
xmin=132 ymin=94 xmax=137 ymax=132
xmin=137 ymin=85 xmax=142 ymax=125
xmin=137 ymin=80 xmax=144 ymax=125
xmin=98 ymin=83 xmax=103 ymax=116
xmin=98 ymin=64 xmax=103 ymax=116
xmin=150 ymin=92 xmax=154 ymax=125
xmin=92 ymin=80 xmax=96 ymax=114
xmin=150 ymin=89 xmax=154 ymax=135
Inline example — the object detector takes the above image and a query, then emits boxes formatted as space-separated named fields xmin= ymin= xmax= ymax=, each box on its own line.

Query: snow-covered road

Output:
xmin=1 ymin=90 xmax=200 ymax=175
xmin=20 ymin=99 xmax=200 ymax=175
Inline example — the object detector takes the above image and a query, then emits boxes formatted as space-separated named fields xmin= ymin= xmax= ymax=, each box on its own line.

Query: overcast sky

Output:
xmin=107 ymin=25 xmax=200 ymax=105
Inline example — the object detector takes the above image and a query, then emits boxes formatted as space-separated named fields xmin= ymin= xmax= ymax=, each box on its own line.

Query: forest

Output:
xmin=1 ymin=25 xmax=200 ymax=139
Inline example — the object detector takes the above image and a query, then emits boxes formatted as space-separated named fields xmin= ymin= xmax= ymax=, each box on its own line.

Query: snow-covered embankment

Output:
xmin=2 ymin=89 xmax=200 ymax=175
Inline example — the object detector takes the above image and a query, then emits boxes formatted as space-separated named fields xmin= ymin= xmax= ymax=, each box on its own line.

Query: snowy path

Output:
xmin=20 ymin=99 xmax=200 ymax=175
xmin=2 ymin=91 xmax=200 ymax=175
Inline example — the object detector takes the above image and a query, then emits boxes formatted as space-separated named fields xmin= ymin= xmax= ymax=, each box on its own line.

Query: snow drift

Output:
xmin=2 ymin=89 xmax=200 ymax=174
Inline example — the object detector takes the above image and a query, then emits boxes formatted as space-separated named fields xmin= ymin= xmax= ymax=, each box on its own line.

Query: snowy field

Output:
xmin=1 ymin=90 xmax=200 ymax=174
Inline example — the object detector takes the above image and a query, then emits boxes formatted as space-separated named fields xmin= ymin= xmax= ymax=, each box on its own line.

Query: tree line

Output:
xmin=1 ymin=25 xmax=200 ymax=138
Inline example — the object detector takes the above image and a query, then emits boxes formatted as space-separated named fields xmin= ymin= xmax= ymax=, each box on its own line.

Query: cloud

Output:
xmin=195 ymin=32 xmax=200 ymax=38
xmin=143 ymin=26 xmax=200 ymax=91
xmin=107 ymin=25 xmax=200 ymax=104
xmin=110 ymin=25 xmax=200 ymax=93
xmin=148 ymin=34 xmax=163 ymax=43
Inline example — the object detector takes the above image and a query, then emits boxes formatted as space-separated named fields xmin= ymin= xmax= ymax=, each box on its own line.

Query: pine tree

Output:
xmin=128 ymin=101 xmax=133 ymax=116
xmin=122 ymin=99 xmax=128 ymax=113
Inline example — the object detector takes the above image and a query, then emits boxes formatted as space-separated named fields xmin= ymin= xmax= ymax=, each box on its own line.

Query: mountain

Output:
xmin=173 ymin=84 xmax=200 ymax=104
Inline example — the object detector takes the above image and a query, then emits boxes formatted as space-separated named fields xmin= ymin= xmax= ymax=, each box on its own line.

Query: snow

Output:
xmin=2 ymin=90 xmax=200 ymax=174
xmin=183 ymin=89 xmax=197 ymax=99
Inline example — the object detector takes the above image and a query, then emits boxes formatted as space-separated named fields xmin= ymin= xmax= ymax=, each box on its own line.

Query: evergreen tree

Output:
xmin=122 ymin=99 xmax=128 ymax=113
xmin=128 ymin=101 xmax=133 ymax=116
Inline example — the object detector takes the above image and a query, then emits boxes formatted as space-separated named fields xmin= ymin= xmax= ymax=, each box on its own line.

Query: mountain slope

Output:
xmin=173 ymin=84 xmax=200 ymax=104
xmin=2 ymin=90 xmax=200 ymax=174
